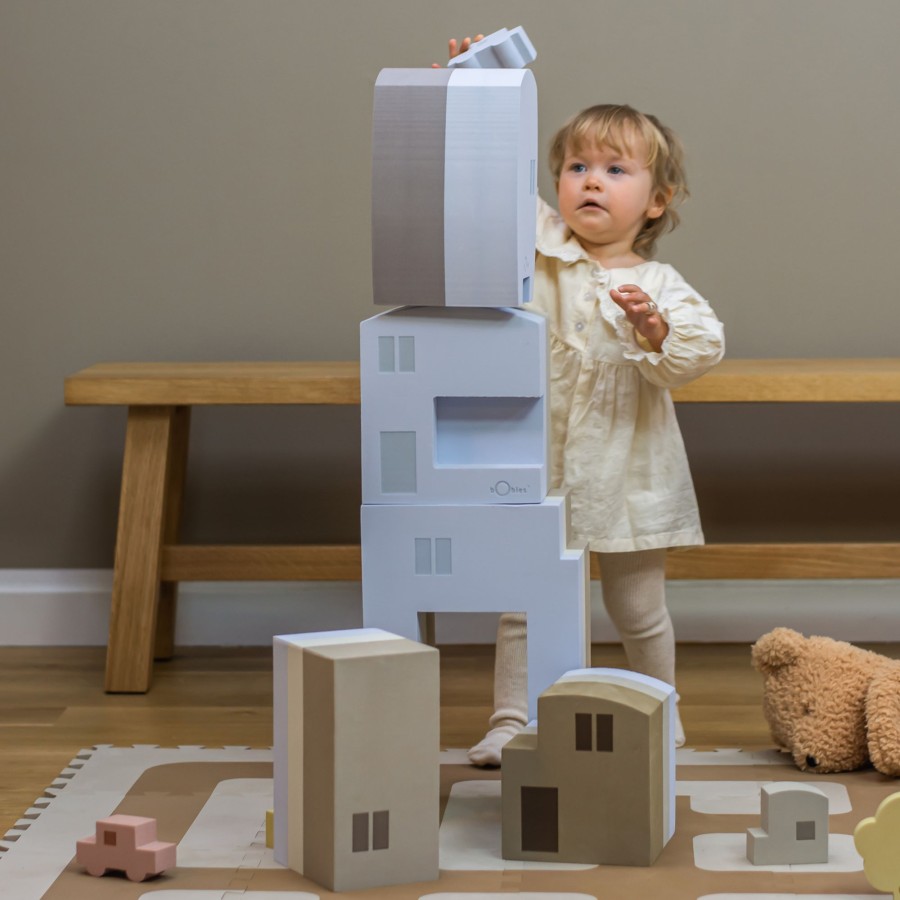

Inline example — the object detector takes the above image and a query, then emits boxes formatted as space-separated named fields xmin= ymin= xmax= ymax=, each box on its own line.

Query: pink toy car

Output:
xmin=76 ymin=814 xmax=176 ymax=881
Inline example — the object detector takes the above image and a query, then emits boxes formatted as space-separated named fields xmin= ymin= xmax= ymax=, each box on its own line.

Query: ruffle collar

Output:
xmin=535 ymin=203 xmax=592 ymax=265
xmin=536 ymin=202 xmax=655 ymax=284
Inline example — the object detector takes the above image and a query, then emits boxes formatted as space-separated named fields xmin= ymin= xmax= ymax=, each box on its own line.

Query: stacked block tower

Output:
xmin=361 ymin=27 xmax=590 ymax=719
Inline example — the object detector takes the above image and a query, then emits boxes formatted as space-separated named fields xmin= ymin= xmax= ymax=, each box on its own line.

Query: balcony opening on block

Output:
xmin=434 ymin=396 xmax=542 ymax=466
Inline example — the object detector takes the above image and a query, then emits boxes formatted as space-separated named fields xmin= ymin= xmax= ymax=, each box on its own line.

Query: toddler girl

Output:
xmin=448 ymin=39 xmax=725 ymax=767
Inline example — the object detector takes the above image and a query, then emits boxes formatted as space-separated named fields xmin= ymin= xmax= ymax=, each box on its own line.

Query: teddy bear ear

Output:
xmin=865 ymin=669 xmax=900 ymax=777
xmin=751 ymin=627 xmax=806 ymax=672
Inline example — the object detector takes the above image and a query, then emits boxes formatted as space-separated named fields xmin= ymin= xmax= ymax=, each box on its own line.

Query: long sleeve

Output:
xmin=614 ymin=264 xmax=725 ymax=389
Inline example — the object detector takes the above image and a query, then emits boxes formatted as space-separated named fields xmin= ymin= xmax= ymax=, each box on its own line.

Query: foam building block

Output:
xmin=501 ymin=668 xmax=675 ymax=866
xmin=371 ymin=67 xmax=537 ymax=308
xmin=360 ymin=305 xmax=548 ymax=505
xmin=75 ymin=814 xmax=176 ymax=882
xmin=273 ymin=628 xmax=439 ymax=893
xmin=446 ymin=26 xmax=537 ymax=70
xmin=854 ymin=790 xmax=900 ymax=897
xmin=361 ymin=493 xmax=589 ymax=719
xmin=746 ymin=782 xmax=829 ymax=865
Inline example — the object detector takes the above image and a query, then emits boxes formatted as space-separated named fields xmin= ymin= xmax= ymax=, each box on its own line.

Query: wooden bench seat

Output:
xmin=65 ymin=359 xmax=900 ymax=692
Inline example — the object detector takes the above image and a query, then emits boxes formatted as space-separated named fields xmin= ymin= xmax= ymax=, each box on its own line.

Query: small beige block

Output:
xmin=746 ymin=782 xmax=829 ymax=865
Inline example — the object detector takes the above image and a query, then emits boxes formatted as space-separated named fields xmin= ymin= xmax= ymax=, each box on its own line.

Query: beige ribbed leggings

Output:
xmin=488 ymin=548 xmax=673 ymax=731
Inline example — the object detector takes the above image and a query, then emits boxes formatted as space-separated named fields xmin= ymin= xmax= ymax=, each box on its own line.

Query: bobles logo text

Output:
xmin=491 ymin=481 xmax=529 ymax=497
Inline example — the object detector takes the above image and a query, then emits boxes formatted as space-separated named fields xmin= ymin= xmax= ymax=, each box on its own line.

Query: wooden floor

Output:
xmin=0 ymin=641 xmax=880 ymax=836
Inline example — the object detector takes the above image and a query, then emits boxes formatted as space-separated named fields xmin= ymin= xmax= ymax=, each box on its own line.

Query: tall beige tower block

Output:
xmin=273 ymin=628 xmax=439 ymax=892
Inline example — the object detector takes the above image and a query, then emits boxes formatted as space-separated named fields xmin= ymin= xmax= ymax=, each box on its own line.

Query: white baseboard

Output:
xmin=1 ymin=569 xmax=898 ymax=646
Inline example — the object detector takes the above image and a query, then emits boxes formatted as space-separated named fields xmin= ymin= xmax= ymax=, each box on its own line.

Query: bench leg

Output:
xmin=154 ymin=406 xmax=190 ymax=661
xmin=105 ymin=406 xmax=186 ymax=692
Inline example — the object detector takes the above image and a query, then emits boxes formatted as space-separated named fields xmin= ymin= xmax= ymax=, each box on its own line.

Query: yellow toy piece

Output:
xmin=854 ymin=790 xmax=900 ymax=899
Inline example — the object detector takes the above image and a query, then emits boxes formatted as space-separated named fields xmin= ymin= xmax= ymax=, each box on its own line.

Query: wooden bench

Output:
xmin=65 ymin=359 xmax=900 ymax=692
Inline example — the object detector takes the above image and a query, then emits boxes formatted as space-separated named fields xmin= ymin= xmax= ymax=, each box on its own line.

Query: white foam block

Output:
xmin=360 ymin=306 xmax=548 ymax=505
xmin=372 ymin=68 xmax=537 ymax=308
xmin=559 ymin=668 xmax=676 ymax=845
xmin=272 ymin=628 xmax=403 ymax=869
xmin=446 ymin=26 xmax=537 ymax=69
xmin=361 ymin=493 xmax=588 ymax=718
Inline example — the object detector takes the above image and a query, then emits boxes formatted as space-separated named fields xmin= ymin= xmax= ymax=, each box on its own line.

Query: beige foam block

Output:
xmin=361 ymin=306 xmax=548 ymax=506
xmin=301 ymin=636 xmax=439 ymax=893
xmin=502 ymin=671 xmax=672 ymax=866
xmin=372 ymin=68 xmax=536 ymax=309
xmin=272 ymin=628 xmax=405 ymax=870
xmin=696 ymin=832 xmax=861 ymax=872
xmin=362 ymin=494 xmax=589 ymax=719
xmin=746 ymin=783 xmax=829 ymax=865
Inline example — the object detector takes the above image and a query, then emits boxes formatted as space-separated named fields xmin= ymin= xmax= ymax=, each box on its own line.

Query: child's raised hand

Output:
xmin=431 ymin=35 xmax=485 ymax=68
xmin=610 ymin=284 xmax=670 ymax=352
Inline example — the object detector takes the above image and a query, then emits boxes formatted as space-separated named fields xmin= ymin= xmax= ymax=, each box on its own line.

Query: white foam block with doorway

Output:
xmin=360 ymin=306 xmax=548 ymax=506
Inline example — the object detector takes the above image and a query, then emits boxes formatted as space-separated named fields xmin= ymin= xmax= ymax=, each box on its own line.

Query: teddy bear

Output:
xmin=751 ymin=627 xmax=900 ymax=777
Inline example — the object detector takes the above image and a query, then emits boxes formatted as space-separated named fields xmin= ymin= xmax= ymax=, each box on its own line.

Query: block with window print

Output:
xmin=272 ymin=628 xmax=439 ymax=892
xmin=501 ymin=668 xmax=676 ymax=866
xmin=361 ymin=493 xmax=589 ymax=720
xmin=746 ymin=782 xmax=829 ymax=865
xmin=360 ymin=305 xmax=548 ymax=506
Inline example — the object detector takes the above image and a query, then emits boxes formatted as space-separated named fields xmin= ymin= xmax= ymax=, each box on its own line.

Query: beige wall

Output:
xmin=3 ymin=0 xmax=899 ymax=567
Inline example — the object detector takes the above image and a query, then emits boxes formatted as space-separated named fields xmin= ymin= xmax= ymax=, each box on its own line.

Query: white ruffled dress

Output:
xmin=530 ymin=198 xmax=726 ymax=552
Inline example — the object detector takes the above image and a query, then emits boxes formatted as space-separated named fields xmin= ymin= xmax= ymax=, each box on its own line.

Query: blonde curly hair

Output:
xmin=548 ymin=104 xmax=688 ymax=259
